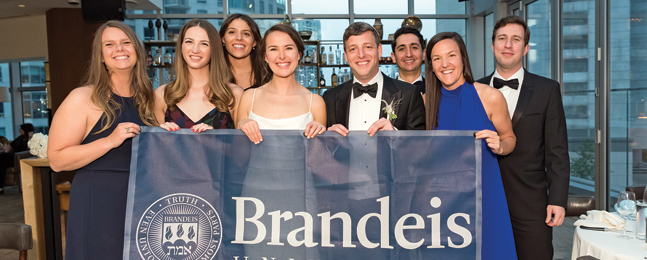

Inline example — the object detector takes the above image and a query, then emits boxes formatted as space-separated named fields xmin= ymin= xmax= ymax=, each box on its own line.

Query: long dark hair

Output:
xmin=84 ymin=20 xmax=158 ymax=133
xmin=219 ymin=14 xmax=264 ymax=88
xmin=164 ymin=19 xmax=235 ymax=113
xmin=257 ymin=24 xmax=305 ymax=84
xmin=424 ymin=32 xmax=474 ymax=130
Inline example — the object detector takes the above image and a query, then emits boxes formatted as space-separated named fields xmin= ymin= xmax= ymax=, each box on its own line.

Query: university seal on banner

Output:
xmin=136 ymin=193 xmax=222 ymax=260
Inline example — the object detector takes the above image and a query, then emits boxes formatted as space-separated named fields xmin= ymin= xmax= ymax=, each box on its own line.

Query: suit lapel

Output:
xmin=380 ymin=74 xmax=402 ymax=126
xmin=511 ymin=70 xmax=535 ymax=127
xmin=335 ymin=82 xmax=353 ymax=128
xmin=478 ymin=73 xmax=494 ymax=85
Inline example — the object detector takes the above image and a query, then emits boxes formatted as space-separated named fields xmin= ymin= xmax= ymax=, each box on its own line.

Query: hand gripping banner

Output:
xmin=123 ymin=128 xmax=482 ymax=260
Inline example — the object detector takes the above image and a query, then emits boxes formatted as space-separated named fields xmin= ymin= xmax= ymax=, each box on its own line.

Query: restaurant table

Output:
xmin=20 ymin=158 xmax=64 ymax=260
xmin=572 ymin=218 xmax=647 ymax=260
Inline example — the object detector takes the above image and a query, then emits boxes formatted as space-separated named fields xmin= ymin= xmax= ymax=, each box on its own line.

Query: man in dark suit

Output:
xmin=477 ymin=16 xmax=570 ymax=260
xmin=324 ymin=22 xmax=425 ymax=136
xmin=390 ymin=27 xmax=426 ymax=94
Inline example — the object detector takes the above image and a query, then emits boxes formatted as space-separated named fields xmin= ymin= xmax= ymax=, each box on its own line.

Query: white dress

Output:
xmin=248 ymin=88 xmax=314 ymax=129
xmin=241 ymin=88 xmax=319 ymax=260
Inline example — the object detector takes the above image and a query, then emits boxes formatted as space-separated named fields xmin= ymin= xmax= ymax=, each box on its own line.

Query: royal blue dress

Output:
xmin=435 ymin=82 xmax=518 ymax=259
xmin=65 ymin=94 xmax=144 ymax=260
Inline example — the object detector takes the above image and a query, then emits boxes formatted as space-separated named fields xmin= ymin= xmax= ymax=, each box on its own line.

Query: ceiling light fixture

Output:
xmin=18 ymin=5 xmax=25 ymax=7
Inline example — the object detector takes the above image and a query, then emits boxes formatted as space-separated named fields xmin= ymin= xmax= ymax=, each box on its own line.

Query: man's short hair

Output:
xmin=342 ymin=22 xmax=381 ymax=51
xmin=391 ymin=27 xmax=425 ymax=51
xmin=492 ymin=15 xmax=530 ymax=46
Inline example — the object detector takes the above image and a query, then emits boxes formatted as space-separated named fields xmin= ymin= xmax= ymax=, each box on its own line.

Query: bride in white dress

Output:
xmin=235 ymin=24 xmax=326 ymax=260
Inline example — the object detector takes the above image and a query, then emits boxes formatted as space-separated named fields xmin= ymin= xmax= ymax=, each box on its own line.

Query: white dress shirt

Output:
xmin=348 ymin=72 xmax=384 ymax=131
xmin=397 ymin=74 xmax=423 ymax=84
xmin=490 ymin=67 xmax=525 ymax=119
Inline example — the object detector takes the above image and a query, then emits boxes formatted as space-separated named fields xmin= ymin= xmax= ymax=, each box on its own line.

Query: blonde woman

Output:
xmin=48 ymin=21 xmax=157 ymax=259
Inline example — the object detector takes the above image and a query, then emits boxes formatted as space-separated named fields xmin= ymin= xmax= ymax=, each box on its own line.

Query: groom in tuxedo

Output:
xmin=323 ymin=22 xmax=425 ymax=135
xmin=477 ymin=16 xmax=570 ymax=260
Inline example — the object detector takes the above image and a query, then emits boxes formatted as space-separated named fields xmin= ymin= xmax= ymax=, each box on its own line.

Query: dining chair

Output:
xmin=565 ymin=195 xmax=596 ymax=217
xmin=576 ymin=256 xmax=600 ymax=260
xmin=626 ymin=186 xmax=646 ymax=201
xmin=0 ymin=223 xmax=32 ymax=260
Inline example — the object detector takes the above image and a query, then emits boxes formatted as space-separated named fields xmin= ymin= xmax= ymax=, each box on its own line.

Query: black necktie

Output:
xmin=353 ymin=82 xmax=378 ymax=98
xmin=493 ymin=77 xmax=519 ymax=90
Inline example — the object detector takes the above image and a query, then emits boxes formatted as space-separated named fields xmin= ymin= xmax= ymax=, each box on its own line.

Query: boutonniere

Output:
xmin=381 ymin=98 xmax=401 ymax=121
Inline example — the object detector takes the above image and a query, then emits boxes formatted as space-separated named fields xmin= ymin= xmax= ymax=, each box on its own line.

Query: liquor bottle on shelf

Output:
xmin=304 ymin=50 xmax=312 ymax=63
xmin=153 ymin=49 xmax=162 ymax=66
xmin=331 ymin=68 xmax=338 ymax=87
xmin=319 ymin=69 xmax=326 ymax=87
xmin=337 ymin=69 xmax=344 ymax=86
xmin=320 ymin=47 xmax=327 ymax=65
xmin=343 ymin=69 xmax=350 ymax=82
xmin=311 ymin=46 xmax=317 ymax=64
xmin=163 ymin=50 xmax=172 ymax=65
xmin=335 ymin=44 xmax=342 ymax=65
xmin=328 ymin=46 xmax=335 ymax=65
xmin=147 ymin=50 xmax=153 ymax=66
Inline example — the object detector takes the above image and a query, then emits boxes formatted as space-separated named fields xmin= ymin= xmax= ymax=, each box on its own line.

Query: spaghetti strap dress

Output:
xmin=241 ymin=89 xmax=319 ymax=260
xmin=65 ymin=94 xmax=145 ymax=260
xmin=435 ymin=82 xmax=518 ymax=259
xmin=165 ymin=106 xmax=234 ymax=129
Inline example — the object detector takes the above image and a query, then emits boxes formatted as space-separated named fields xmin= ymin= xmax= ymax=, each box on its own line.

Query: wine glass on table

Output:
xmin=617 ymin=191 xmax=636 ymax=239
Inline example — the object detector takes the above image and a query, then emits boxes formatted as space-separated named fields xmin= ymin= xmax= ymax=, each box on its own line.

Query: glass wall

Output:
xmin=608 ymin=0 xmax=647 ymax=203
xmin=526 ymin=0 xmax=551 ymax=79
xmin=20 ymin=61 xmax=49 ymax=135
xmin=561 ymin=0 xmax=596 ymax=196
xmin=0 ymin=63 xmax=13 ymax=140
xmin=484 ymin=13 xmax=494 ymax=76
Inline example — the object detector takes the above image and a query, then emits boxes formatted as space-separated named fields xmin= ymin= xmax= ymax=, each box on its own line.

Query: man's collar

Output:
xmin=397 ymin=73 xmax=423 ymax=84
xmin=353 ymin=72 xmax=383 ymax=86
xmin=494 ymin=67 xmax=524 ymax=81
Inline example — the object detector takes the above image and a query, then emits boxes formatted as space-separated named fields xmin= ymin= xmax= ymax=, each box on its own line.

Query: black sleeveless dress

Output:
xmin=65 ymin=95 xmax=145 ymax=260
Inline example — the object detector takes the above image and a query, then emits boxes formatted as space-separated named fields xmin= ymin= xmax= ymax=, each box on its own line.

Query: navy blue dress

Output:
xmin=65 ymin=95 xmax=145 ymax=260
xmin=435 ymin=82 xmax=517 ymax=259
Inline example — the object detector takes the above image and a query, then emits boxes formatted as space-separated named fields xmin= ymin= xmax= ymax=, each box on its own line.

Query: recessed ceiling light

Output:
xmin=18 ymin=4 xmax=25 ymax=7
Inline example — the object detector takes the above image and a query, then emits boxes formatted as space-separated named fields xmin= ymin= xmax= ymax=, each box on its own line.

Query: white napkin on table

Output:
xmin=573 ymin=210 xmax=625 ymax=230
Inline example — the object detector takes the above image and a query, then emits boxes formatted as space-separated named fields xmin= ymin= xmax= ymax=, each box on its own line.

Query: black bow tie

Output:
xmin=353 ymin=82 xmax=378 ymax=98
xmin=493 ymin=77 xmax=519 ymax=90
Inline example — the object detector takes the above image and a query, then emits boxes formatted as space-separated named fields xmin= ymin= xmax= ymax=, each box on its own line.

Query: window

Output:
xmin=527 ymin=0 xmax=551 ymax=79
xmin=562 ymin=0 xmax=596 ymax=196
xmin=19 ymin=61 xmax=48 ymax=135
xmin=608 ymin=0 xmax=647 ymax=205
xmin=292 ymin=0 xmax=348 ymax=14
xmin=355 ymin=0 xmax=407 ymax=14
xmin=20 ymin=62 xmax=46 ymax=86
xmin=415 ymin=0 xmax=465 ymax=15
xmin=197 ymin=9 xmax=208 ymax=14
xmin=485 ymin=13 xmax=495 ymax=75
xmin=229 ymin=0 xmax=285 ymax=14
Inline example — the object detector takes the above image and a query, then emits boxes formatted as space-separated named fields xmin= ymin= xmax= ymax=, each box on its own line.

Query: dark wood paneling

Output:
xmin=46 ymin=8 xmax=102 ymax=115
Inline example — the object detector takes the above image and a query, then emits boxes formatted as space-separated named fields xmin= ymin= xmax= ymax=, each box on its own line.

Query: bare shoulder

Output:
xmin=311 ymin=92 xmax=325 ymax=106
xmin=154 ymin=84 xmax=167 ymax=98
xmin=228 ymin=83 xmax=244 ymax=96
xmin=474 ymin=82 xmax=505 ymax=104
xmin=63 ymin=86 xmax=96 ymax=110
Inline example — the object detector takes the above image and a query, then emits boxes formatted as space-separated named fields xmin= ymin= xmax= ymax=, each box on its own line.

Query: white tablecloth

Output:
xmin=572 ymin=219 xmax=647 ymax=260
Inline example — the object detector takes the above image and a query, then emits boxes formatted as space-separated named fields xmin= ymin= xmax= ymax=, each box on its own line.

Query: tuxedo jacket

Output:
xmin=323 ymin=73 xmax=426 ymax=130
xmin=477 ymin=71 xmax=570 ymax=221
xmin=413 ymin=77 xmax=426 ymax=94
